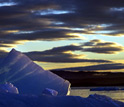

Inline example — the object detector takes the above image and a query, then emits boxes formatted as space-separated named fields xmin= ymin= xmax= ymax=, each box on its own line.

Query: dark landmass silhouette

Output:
xmin=51 ymin=70 xmax=124 ymax=87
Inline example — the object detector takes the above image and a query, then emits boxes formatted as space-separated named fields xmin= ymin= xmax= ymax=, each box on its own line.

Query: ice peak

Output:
xmin=9 ymin=48 xmax=20 ymax=55
xmin=11 ymin=48 xmax=16 ymax=52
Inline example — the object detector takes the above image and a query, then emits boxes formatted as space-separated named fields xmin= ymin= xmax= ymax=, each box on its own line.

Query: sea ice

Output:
xmin=0 ymin=92 xmax=123 ymax=107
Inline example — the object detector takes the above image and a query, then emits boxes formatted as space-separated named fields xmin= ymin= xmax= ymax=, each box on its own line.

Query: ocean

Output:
xmin=70 ymin=87 xmax=124 ymax=102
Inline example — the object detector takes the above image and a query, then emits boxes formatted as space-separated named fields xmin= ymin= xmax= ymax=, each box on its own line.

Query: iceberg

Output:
xmin=0 ymin=49 xmax=70 ymax=96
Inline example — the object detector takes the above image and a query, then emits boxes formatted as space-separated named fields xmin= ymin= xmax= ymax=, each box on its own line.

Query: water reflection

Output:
xmin=70 ymin=87 xmax=124 ymax=102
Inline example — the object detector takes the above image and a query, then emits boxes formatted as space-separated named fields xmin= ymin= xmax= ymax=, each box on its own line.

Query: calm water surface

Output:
xmin=70 ymin=87 xmax=124 ymax=102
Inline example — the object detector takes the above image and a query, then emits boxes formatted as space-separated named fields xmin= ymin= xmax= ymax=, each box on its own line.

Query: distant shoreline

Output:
xmin=51 ymin=70 xmax=124 ymax=87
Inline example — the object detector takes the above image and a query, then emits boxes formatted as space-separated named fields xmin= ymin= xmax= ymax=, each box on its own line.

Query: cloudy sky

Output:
xmin=0 ymin=0 xmax=124 ymax=71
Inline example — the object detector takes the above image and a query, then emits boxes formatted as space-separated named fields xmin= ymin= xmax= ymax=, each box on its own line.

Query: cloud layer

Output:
xmin=82 ymin=39 xmax=124 ymax=54
xmin=59 ymin=63 xmax=124 ymax=71
xmin=24 ymin=39 xmax=123 ymax=64
xmin=1 ymin=39 xmax=123 ymax=63
xmin=25 ymin=50 xmax=110 ymax=63
xmin=0 ymin=0 xmax=124 ymax=70
xmin=1 ymin=0 xmax=124 ymax=49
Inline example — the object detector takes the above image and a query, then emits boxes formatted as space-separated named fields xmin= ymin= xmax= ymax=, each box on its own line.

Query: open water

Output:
xmin=70 ymin=87 xmax=124 ymax=102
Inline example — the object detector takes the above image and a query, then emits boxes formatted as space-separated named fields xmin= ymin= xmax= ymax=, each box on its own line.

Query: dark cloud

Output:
xmin=0 ymin=44 xmax=111 ymax=63
xmin=38 ymin=39 xmax=124 ymax=55
xmin=60 ymin=63 xmax=124 ymax=71
xmin=0 ymin=39 xmax=123 ymax=64
xmin=0 ymin=46 xmax=110 ymax=63
xmin=38 ymin=45 xmax=82 ymax=54
xmin=83 ymin=47 xmax=123 ymax=54
xmin=0 ymin=29 xmax=83 ymax=48
xmin=0 ymin=0 xmax=82 ymax=48
xmin=0 ymin=0 xmax=124 ymax=56
xmin=12 ymin=29 xmax=83 ymax=41
xmin=82 ymin=39 xmax=124 ymax=54
xmin=24 ymin=39 xmax=124 ymax=62
xmin=25 ymin=44 xmax=111 ymax=63
xmin=39 ymin=0 xmax=124 ymax=36
xmin=26 ymin=51 xmax=110 ymax=63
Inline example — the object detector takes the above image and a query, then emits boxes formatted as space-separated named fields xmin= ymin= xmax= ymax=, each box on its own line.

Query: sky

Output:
xmin=0 ymin=0 xmax=124 ymax=72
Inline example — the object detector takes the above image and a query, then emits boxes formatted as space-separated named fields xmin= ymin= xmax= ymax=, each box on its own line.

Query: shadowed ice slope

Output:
xmin=0 ymin=49 xmax=70 ymax=95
